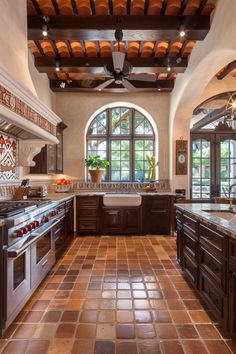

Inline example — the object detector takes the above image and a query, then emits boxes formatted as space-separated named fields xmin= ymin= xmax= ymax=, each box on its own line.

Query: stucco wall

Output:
xmin=55 ymin=92 xmax=170 ymax=181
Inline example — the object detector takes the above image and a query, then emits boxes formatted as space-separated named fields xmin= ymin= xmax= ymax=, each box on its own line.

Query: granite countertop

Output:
xmin=176 ymin=203 xmax=236 ymax=238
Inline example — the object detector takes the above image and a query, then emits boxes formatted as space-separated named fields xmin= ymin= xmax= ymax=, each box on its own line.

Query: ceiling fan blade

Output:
xmin=95 ymin=78 xmax=114 ymax=91
xmin=112 ymin=52 xmax=125 ymax=72
xmin=122 ymin=79 xmax=137 ymax=92
xmin=128 ymin=73 xmax=156 ymax=82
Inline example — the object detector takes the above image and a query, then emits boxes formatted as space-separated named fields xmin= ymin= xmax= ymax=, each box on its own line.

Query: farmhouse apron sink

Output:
xmin=103 ymin=193 xmax=142 ymax=207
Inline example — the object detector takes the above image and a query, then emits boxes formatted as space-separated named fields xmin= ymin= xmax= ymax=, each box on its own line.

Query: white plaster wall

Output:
xmin=28 ymin=52 xmax=56 ymax=111
xmin=55 ymin=92 xmax=170 ymax=180
xmin=0 ymin=0 xmax=36 ymax=94
xmin=169 ymin=0 xmax=236 ymax=193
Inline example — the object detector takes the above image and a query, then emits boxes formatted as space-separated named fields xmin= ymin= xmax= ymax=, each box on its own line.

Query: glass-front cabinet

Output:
xmin=191 ymin=133 xmax=236 ymax=200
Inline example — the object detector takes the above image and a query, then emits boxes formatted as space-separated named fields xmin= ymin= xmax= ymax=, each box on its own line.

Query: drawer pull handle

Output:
xmin=151 ymin=209 xmax=167 ymax=213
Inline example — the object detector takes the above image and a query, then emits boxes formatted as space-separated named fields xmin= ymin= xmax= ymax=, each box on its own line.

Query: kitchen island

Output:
xmin=176 ymin=203 xmax=236 ymax=340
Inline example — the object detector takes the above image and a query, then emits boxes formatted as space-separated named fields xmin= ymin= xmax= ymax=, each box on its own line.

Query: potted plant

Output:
xmin=85 ymin=155 xmax=109 ymax=183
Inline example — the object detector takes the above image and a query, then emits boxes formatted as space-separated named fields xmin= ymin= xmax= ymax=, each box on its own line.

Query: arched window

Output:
xmin=86 ymin=107 xmax=156 ymax=182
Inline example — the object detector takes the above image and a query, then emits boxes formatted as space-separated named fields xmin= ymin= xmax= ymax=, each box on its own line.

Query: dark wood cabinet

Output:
xmin=142 ymin=195 xmax=173 ymax=235
xmin=76 ymin=196 xmax=101 ymax=234
xmin=30 ymin=122 xmax=66 ymax=174
xmin=65 ymin=198 xmax=74 ymax=238
xmin=102 ymin=207 xmax=141 ymax=234
xmin=228 ymin=238 xmax=236 ymax=339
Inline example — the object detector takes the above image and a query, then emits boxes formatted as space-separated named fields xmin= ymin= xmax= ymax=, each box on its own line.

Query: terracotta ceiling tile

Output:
xmin=27 ymin=0 xmax=37 ymax=15
xmin=28 ymin=41 xmax=41 ymax=57
xmin=38 ymin=0 xmax=56 ymax=15
xmin=57 ymin=0 xmax=74 ymax=15
xmin=169 ymin=41 xmax=183 ymax=57
xmin=127 ymin=42 xmax=140 ymax=58
xmin=95 ymin=0 xmax=109 ymax=15
xmin=40 ymin=40 xmax=55 ymax=56
xmin=57 ymin=72 xmax=67 ymax=80
xmin=85 ymin=41 xmax=98 ymax=57
xmin=201 ymin=1 xmax=216 ymax=15
xmin=75 ymin=0 xmax=92 ymax=15
xmin=165 ymin=0 xmax=182 ymax=15
xmin=182 ymin=40 xmax=196 ymax=58
xmin=55 ymin=41 xmax=70 ymax=57
xmin=148 ymin=0 xmax=163 ymax=15
xmin=130 ymin=0 xmax=145 ymax=15
xmin=113 ymin=0 xmax=127 ymax=15
xmin=155 ymin=41 xmax=169 ymax=57
xmin=70 ymin=41 xmax=85 ymax=57
xmin=100 ymin=41 xmax=112 ymax=57
xmin=183 ymin=0 xmax=201 ymax=16
xmin=141 ymin=41 xmax=155 ymax=58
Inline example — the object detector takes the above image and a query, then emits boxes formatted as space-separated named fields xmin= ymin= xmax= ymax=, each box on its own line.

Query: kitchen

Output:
xmin=1 ymin=0 xmax=236 ymax=353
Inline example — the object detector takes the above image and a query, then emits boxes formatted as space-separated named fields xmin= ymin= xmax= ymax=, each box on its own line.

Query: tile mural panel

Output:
xmin=0 ymin=133 xmax=17 ymax=180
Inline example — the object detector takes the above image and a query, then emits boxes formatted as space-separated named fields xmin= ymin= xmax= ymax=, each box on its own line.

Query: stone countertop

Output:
xmin=176 ymin=203 xmax=236 ymax=238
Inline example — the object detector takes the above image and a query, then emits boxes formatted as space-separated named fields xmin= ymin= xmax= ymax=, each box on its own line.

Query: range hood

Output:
xmin=0 ymin=117 xmax=40 ymax=140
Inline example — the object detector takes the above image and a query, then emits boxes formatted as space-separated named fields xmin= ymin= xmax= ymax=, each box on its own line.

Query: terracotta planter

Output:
xmin=89 ymin=169 xmax=104 ymax=183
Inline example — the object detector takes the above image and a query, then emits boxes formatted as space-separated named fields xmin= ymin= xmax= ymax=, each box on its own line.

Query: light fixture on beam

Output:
xmin=55 ymin=58 xmax=61 ymax=72
xmin=166 ymin=58 xmax=171 ymax=72
xmin=42 ymin=15 xmax=50 ymax=37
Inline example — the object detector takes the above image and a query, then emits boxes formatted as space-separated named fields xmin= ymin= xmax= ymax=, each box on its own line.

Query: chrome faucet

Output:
xmin=229 ymin=183 xmax=236 ymax=210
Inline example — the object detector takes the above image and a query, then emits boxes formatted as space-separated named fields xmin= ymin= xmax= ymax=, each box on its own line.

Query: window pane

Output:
xmin=111 ymin=139 xmax=130 ymax=182
xmin=111 ymin=108 xmax=130 ymax=135
xmin=87 ymin=140 xmax=107 ymax=159
xmin=88 ymin=111 xmax=107 ymax=135
xmin=134 ymin=139 xmax=154 ymax=181
xmin=134 ymin=111 xmax=153 ymax=135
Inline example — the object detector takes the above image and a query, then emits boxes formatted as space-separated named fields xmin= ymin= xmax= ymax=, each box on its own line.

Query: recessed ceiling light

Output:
xmin=232 ymin=101 xmax=236 ymax=109
xmin=98 ymin=89 xmax=102 ymax=91
xmin=157 ymin=88 xmax=161 ymax=91
xmin=55 ymin=67 xmax=60 ymax=72
xmin=167 ymin=66 xmax=171 ymax=72
xmin=42 ymin=28 xmax=48 ymax=37
xmin=179 ymin=30 xmax=186 ymax=38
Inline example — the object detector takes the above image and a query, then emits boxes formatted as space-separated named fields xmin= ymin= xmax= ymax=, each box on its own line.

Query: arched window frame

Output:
xmin=86 ymin=107 xmax=157 ymax=182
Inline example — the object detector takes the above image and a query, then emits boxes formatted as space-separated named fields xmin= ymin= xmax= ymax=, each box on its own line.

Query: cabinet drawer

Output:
xmin=77 ymin=196 xmax=99 ymax=208
xmin=183 ymin=213 xmax=198 ymax=234
xmin=78 ymin=219 xmax=98 ymax=231
xmin=183 ymin=231 xmax=198 ymax=260
xmin=200 ymin=246 xmax=224 ymax=287
xmin=176 ymin=209 xmax=183 ymax=222
xmin=199 ymin=270 xmax=226 ymax=322
xmin=145 ymin=197 xmax=170 ymax=208
xmin=199 ymin=223 xmax=225 ymax=255
xmin=78 ymin=208 xmax=97 ymax=217
xmin=183 ymin=252 xmax=198 ymax=287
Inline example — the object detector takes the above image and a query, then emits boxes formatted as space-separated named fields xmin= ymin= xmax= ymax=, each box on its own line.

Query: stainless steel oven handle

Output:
xmin=7 ymin=218 xmax=61 ymax=258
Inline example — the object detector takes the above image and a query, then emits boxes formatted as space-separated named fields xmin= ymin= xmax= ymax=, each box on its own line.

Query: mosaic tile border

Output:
xmin=0 ymin=85 xmax=56 ymax=136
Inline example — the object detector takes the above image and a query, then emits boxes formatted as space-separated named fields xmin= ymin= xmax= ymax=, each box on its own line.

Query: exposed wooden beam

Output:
xmin=217 ymin=60 xmax=236 ymax=80
xmin=34 ymin=40 xmax=45 ymax=56
xmin=90 ymin=0 xmax=95 ymax=15
xmin=66 ymin=40 xmax=73 ymax=56
xmin=196 ymin=0 xmax=208 ymax=15
xmin=109 ymin=0 xmax=113 ymax=15
xmin=35 ymin=56 xmax=188 ymax=74
xmin=144 ymin=0 xmax=149 ymax=15
xmin=50 ymin=79 xmax=175 ymax=92
xmin=30 ymin=0 xmax=42 ymax=15
xmin=49 ymin=39 xmax=59 ymax=56
xmin=28 ymin=15 xmax=210 ymax=41
xmin=191 ymin=107 xmax=226 ymax=131
xmin=51 ymin=0 xmax=60 ymax=15
xmin=179 ymin=0 xmax=188 ymax=15
xmin=70 ymin=0 xmax=79 ymax=15
xmin=161 ymin=0 xmax=168 ymax=15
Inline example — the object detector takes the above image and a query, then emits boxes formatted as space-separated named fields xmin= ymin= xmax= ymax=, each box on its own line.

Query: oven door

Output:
xmin=6 ymin=247 xmax=31 ymax=320
xmin=31 ymin=229 xmax=55 ymax=289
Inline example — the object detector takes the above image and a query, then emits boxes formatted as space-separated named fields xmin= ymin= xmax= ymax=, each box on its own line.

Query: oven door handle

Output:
xmin=7 ymin=218 xmax=61 ymax=258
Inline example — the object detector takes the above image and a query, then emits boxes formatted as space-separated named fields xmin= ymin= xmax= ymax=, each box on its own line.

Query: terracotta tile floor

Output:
xmin=1 ymin=236 xmax=236 ymax=354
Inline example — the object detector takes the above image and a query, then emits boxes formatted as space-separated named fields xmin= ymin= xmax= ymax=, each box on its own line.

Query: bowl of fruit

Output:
xmin=55 ymin=178 xmax=72 ymax=193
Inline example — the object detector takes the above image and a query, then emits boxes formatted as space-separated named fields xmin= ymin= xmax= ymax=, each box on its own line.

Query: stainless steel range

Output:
xmin=0 ymin=199 xmax=65 ymax=333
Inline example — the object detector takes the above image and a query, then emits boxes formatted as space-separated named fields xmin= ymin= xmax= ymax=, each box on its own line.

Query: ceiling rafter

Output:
xmin=70 ymin=0 xmax=79 ymax=15
xmin=34 ymin=56 xmax=188 ymax=74
xmin=90 ymin=0 xmax=95 ymax=15
xmin=144 ymin=0 xmax=150 ymax=15
xmin=161 ymin=0 xmax=168 ymax=15
xmin=30 ymin=0 xmax=42 ymax=15
xmin=51 ymin=0 xmax=60 ymax=15
xmin=50 ymin=79 xmax=175 ymax=92
xmin=179 ymin=0 xmax=188 ymax=14
xmin=27 ymin=15 xmax=210 ymax=41
xmin=127 ymin=0 xmax=131 ymax=15
xmin=196 ymin=0 xmax=208 ymax=15
xmin=34 ymin=40 xmax=45 ymax=56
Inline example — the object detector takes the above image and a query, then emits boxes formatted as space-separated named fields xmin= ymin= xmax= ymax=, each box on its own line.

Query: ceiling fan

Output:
xmin=95 ymin=30 xmax=156 ymax=92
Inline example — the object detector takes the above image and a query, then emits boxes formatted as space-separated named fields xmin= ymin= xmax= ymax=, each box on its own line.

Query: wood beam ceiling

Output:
xmin=28 ymin=15 xmax=210 ymax=41
xmin=35 ymin=57 xmax=188 ymax=74
xmin=50 ymin=79 xmax=175 ymax=92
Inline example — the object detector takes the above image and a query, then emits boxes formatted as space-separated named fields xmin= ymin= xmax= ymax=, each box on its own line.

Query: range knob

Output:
xmin=21 ymin=227 xmax=27 ymax=235
xmin=44 ymin=216 xmax=49 ymax=223
xmin=30 ymin=222 xmax=36 ymax=229
xmin=26 ymin=224 xmax=32 ymax=232
xmin=14 ymin=229 xmax=24 ymax=237
xmin=34 ymin=220 xmax=40 ymax=228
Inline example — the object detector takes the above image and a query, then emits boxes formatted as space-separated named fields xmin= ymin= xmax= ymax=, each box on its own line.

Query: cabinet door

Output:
xmin=146 ymin=208 xmax=170 ymax=234
xmin=123 ymin=208 xmax=141 ymax=234
xmin=47 ymin=144 xmax=56 ymax=173
xmin=102 ymin=208 xmax=122 ymax=233
xmin=56 ymin=130 xmax=63 ymax=173
xmin=228 ymin=238 xmax=236 ymax=339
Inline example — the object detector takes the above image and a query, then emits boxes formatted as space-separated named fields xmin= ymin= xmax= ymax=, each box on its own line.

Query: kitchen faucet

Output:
xmin=229 ymin=183 xmax=236 ymax=210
